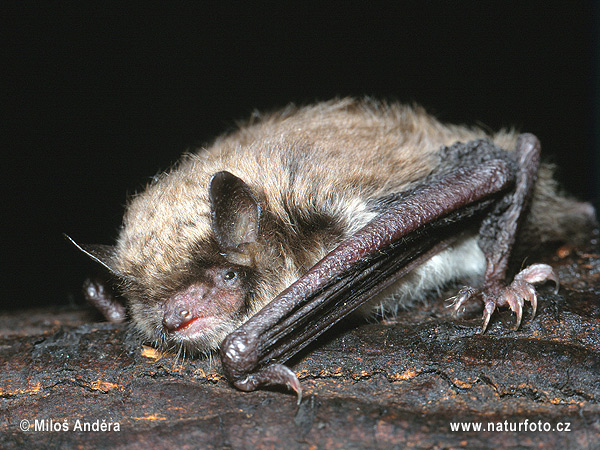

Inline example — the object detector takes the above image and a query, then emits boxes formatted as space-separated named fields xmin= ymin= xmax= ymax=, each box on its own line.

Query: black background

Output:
xmin=4 ymin=2 xmax=598 ymax=310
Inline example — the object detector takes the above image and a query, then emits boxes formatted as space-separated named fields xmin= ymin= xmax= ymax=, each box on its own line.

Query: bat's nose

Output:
xmin=162 ymin=308 xmax=194 ymax=331
xmin=162 ymin=284 xmax=208 ymax=331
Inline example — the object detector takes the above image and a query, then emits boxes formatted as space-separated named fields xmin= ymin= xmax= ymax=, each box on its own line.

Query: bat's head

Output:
xmin=76 ymin=169 xmax=295 ymax=357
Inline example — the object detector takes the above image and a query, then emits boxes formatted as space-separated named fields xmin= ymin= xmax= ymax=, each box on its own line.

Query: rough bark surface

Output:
xmin=1 ymin=239 xmax=599 ymax=449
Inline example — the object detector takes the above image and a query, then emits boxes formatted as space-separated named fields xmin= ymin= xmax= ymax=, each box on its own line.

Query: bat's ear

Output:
xmin=209 ymin=171 xmax=261 ymax=252
xmin=65 ymin=235 xmax=123 ymax=278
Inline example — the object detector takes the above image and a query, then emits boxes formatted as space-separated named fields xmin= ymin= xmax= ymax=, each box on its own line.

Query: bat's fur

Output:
xmin=104 ymin=98 xmax=594 ymax=355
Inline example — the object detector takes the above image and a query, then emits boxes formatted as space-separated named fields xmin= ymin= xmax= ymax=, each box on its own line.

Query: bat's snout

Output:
xmin=162 ymin=284 xmax=209 ymax=332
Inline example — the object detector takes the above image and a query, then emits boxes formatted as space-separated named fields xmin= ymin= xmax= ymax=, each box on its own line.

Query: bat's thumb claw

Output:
xmin=232 ymin=363 xmax=303 ymax=401
xmin=267 ymin=363 xmax=303 ymax=403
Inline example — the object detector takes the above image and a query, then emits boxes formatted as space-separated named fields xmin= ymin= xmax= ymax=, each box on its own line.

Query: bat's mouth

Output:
xmin=174 ymin=317 xmax=199 ymax=332
xmin=171 ymin=315 xmax=219 ymax=336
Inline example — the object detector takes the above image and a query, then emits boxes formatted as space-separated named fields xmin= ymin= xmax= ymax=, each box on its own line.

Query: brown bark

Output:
xmin=1 ymin=240 xmax=599 ymax=449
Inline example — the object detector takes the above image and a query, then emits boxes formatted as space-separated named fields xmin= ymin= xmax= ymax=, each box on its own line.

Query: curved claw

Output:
xmin=233 ymin=363 xmax=303 ymax=404
xmin=530 ymin=288 xmax=538 ymax=318
xmin=481 ymin=300 xmax=496 ymax=333
xmin=503 ymin=288 xmax=524 ymax=330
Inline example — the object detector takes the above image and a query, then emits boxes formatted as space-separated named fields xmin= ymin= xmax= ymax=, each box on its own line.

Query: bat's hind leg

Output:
xmin=451 ymin=133 xmax=558 ymax=331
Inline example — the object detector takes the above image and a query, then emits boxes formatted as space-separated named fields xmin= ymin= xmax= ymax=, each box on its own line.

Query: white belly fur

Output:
xmin=360 ymin=233 xmax=487 ymax=317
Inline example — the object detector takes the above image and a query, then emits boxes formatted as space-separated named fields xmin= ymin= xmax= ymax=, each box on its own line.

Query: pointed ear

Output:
xmin=65 ymin=234 xmax=124 ymax=278
xmin=209 ymin=171 xmax=261 ymax=251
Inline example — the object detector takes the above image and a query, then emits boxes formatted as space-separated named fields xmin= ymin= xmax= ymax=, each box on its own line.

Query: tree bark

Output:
xmin=1 ymin=239 xmax=599 ymax=449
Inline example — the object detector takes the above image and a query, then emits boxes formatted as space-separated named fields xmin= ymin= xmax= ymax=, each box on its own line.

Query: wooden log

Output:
xmin=1 ymin=239 xmax=599 ymax=449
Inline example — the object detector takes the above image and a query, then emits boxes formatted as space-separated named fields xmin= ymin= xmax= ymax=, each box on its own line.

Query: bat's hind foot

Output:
xmin=451 ymin=264 xmax=559 ymax=332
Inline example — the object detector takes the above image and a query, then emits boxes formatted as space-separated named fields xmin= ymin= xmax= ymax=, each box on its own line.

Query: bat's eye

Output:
xmin=224 ymin=271 xmax=236 ymax=280
xmin=222 ymin=269 xmax=238 ymax=284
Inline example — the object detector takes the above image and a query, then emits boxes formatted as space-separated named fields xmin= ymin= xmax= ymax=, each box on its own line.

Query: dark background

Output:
xmin=4 ymin=2 xmax=599 ymax=311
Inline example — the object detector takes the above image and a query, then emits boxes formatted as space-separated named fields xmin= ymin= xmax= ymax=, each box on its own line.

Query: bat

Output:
xmin=70 ymin=98 xmax=596 ymax=398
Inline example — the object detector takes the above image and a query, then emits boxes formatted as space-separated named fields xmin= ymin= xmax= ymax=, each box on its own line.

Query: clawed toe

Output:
xmin=514 ymin=263 xmax=559 ymax=294
xmin=450 ymin=286 xmax=478 ymax=312
xmin=506 ymin=281 xmax=537 ymax=328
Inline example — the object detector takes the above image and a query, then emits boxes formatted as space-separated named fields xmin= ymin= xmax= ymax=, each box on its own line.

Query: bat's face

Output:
xmin=90 ymin=170 xmax=289 ymax=356
xmin=126 ymin=262 xmax=257 ymax=357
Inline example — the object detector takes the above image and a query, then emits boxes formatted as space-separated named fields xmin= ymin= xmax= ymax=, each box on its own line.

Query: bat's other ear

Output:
xmin=65 ymin=234 xmax=124 ymax=278
xmin=209 ymin=171 xmax=261 ymax=253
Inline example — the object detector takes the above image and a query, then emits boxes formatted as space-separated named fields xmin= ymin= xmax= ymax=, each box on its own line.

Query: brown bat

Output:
xmin=70 ymin=98 xmax=595 ymax=398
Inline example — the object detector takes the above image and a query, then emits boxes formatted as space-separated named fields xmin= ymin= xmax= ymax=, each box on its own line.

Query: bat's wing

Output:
xmin=220 ymin=134 xmax=555 ymax=398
